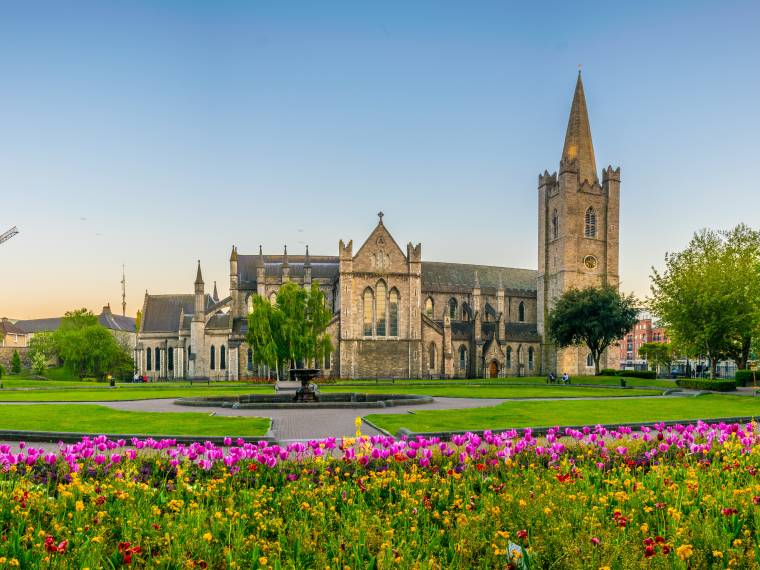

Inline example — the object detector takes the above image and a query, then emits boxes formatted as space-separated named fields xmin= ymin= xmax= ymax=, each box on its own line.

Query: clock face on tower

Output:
xmin=584 ymin=255 xmax=598 ymax=270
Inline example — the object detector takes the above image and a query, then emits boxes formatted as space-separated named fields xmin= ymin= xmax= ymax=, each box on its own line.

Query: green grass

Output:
xmin=0 ymin=385 xmax=274 ymax=401
xmin=366 ymin=394 xmax=760 ymax=434
xmin=322 ymin=385 xmax=663 ymax=399
xmin=0 ymin=404 xmax=270 ymax=436
xmin=334 ymin=375 xmax=676 ymax=388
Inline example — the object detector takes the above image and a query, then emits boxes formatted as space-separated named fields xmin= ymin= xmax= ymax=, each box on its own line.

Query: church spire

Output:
xmin=195 ymin=260 xmax=204 ymax=286
xmin=561 ymin=70 xmax=598 ymax=184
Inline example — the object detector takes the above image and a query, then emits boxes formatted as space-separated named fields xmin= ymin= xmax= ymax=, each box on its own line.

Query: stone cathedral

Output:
xmin=135 ymin=73 xmax=620 ymax=380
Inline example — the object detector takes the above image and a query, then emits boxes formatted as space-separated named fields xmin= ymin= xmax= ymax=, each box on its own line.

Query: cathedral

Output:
xmin=135 ymin=72 xmax=620 ymax=380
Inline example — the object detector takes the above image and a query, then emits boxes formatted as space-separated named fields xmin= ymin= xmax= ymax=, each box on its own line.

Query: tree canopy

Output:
xmin=649 ymin=224 xmax=760 ymax=376
xmin=547 ymin=285 xmax=638 ymax=375
xmin=246 ymin=283 xmax=333 ymax=378
xmin=52 ymin=309 xmax=133 ymax=379
xmin=638 ymin=341 xmax=674 ymax=374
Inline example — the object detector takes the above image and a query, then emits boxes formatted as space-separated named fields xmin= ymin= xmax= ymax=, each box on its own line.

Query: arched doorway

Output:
xmin=488 ymin=360 xmax=499 ymax=378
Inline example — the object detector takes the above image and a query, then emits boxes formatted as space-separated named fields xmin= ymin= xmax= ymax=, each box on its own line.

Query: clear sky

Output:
xmin=2 ymin=1 xmax=758 ymax=319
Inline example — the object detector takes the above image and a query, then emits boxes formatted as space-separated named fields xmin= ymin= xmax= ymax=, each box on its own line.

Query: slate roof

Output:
xmin=15 ymin=312 xmax=136 ymax=334
xmin=421 ymin=262 xmax=537 ymax=293
xmin=0 ymin=319 xmax=27 ymax=336
xmin=237 ymin=254 xmax=339 ymax=284
xmin=206 ymin=314 xmax=231 ymax=331
xmin=142 ymin=294 xmax=213 ymax=333
xmin=451 ymin=321 xmax=473 ymax=340
xmin=504 ymin=322 xmax=541 ymax=342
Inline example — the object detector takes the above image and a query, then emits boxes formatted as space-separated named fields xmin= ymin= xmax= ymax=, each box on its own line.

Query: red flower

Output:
xmin=721 ymin=507 xmax=738 ymax=516
xmin=753 ymin=496 xmax=760 ymax=505
xmin=476 ymin=463 xmax=485 ymax=471
xmin=590 ymin=537 xmax=600 ymax=546
xmin=516 ymin=530 xmax=528 ymax=540
xmin=644 ymin=545 xmax=656 ymax=558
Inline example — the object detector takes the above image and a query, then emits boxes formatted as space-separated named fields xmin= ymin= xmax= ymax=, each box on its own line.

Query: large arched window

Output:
xmin=210 ymin=345 xmax=216 ymax=370
xmin=552 ymin=209 xmax=559 ymax=240
xmin=363 ymin=288 xmax=374 ymax=337
xmin=528 ymin=347 xmax=534 ymax=370
xmin=425 ymin=297 xmax=434 ymax=318
xmin=587 ymin=353 xmax=593 ymax=367
xmin=459 ymin=345 xmax=468 ymax=370
xmin=428 ymin=343 xmax=436 ymax=371
xmin=518 ymin=301 xmax=525 ymax=322
xmin=506 ymin=346 xmax=512 ymax=369
xmin=168 ymin=347 xmax=174 ymax=371
xmin=146 ymin=348 xmax=152 ymax=371
xmin=517 ymin=346 xmax=523 ymax=366
xmin=376 ymin=281 xmax=387 ymax=336
xmin=584 ymin=207 xmax=596 ymax=238
xmin=247 ymin=348 xmax=253 ymax=371
xmin=449 ymin=298 xmax=458 ymax=320
xmin=220 ymin=345 xmax=226 ymax=370
xmin=155 ymin=348 xmax=161 ymax=372
xmin=389 ymin=288 xmax=399 ymax=336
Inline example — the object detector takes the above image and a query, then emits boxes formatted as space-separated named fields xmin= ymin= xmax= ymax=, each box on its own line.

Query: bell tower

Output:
xmin=537 ymin=71 xmax=621 ymax=375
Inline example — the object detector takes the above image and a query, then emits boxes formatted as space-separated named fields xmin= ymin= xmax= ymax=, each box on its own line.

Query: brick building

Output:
xmin=620 ymin=312 xmax=670 ymax=369
xmin=136 ymin=72 xmax=622 ymax=380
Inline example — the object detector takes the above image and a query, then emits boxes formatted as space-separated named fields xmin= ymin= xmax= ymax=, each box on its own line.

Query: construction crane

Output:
xmin=0 ymin=226 xmax=19 ymax=246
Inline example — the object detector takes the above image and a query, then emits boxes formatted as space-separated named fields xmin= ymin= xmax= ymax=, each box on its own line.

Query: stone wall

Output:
xmin=0 ymin=346 xmax=30 ymax=370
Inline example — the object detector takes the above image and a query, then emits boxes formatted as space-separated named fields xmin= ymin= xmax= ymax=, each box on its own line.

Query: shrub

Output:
xmin=31 ymin=352 xmax=47 ymax=375
xmin=734 ymin=370 xmax=757 ymax=387
xmin=676 ymin=378 xmax=736 ymax=391
xmin=597 ymin=368 xmax=617 ymax=376
xmin=617 ymin=370 xmax=656 ymax=380
xmin=10 ymin=350 xmax=21 ymax=374
xmin=0 ymin=364 xmax=4 ymax=380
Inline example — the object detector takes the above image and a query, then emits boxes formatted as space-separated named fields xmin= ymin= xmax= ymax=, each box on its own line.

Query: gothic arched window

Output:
xmin=459 ymin=345 xmax=468 ymax=370
xmin=247 ymin=348 xmax=253 ymax=371
xmin=376 ymin=281 xmax=387 ymax=336
xmin=587 ymin=353 xmax=594 ymax=367
xmin=168 ymin=347 xmax=174 ymax=371
xmin=552 ymin=209 xmax=559 ymax=240
xmin=155 ymin=348 xmax=161 ymax=372
xmin=449 ymin=298 xmax=458 ymax=320
xmin=363 ymin=288 xmax=374 ymax=337
xmin=146 ymin=347 xmax=152 ymax=371
xmin=584 ymin=207 xmax=596 ymax=238
xmin=220 ymin=345 xmax=226 ymax=370
xmin=528 ymin=347 xmax=534 ymax=370
xmin=518 ymin=301 xmax=525 ymax=322
xmin=210 ymin=345 xmax=216 ymax=370
xmin=389 ymin=288 xmax=399 ymax=336
xmin=506 ymin=346 xmax=512 ymax=369
xmin=425 ymin=297 xmax=434 ymax=318
xmin=428 ymin=343 xmax=436 ymax=371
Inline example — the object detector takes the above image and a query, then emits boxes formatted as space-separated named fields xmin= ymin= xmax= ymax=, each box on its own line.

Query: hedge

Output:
xmin=676 ymin=378 xmax=736 ymax=392
xmin=734 ymin=370 xmax=758 ymax=387
xmin=617 ymin=370 xmax=657 ymax=380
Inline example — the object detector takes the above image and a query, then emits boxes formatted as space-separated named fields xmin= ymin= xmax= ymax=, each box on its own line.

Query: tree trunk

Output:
xmin=710 ymin=358 xmax=717 ymax=379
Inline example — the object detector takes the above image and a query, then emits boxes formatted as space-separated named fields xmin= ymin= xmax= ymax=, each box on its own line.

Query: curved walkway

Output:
xmin=0 ymin=393 xmax=685 ymax=440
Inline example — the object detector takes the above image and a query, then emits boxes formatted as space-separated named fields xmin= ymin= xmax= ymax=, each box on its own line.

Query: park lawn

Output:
xmin=366 ymin=394 xmax=760 ymax=434
xmin=334 ymin=375 xmax=676 ymax=388
xmin=322 ymin=385 xmax=663 ymax=399
xmin=0 ymin=385 xmax=274 ymax=401
xmin=0 ymin=404 xmax=270 ymax=436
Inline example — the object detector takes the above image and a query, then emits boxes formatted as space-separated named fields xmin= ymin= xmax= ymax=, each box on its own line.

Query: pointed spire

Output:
xmin=561 ymin=70 xmax=598 ymax=184
xmin=195 ymin=260 xmax=204 ymax=285
xmin=282 ymin=244 xmax=289 ymax=267
xmin=304 ymin=244 xmax=311 ymax=267
xmin=229 ymin=245 xmax=238 ymax=262
xmin=258 ymin=245 xmax=264 ymax=264
xmin=213 ymin=281 xmax=219 ymax=302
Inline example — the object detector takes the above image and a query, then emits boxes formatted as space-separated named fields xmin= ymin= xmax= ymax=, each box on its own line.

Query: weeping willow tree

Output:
xmin=246 ymin=282 xmax=333 ymax=379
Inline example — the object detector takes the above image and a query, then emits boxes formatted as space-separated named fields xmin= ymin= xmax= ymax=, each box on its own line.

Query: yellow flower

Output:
xmin=203 ymin=532 xmax=213 ymax=542
xmin=10 ymin=560 xmax=20 ymax=568
xmin=0 ymin=558 xmax=6 ymax=564
xmin=733 ymin=539 xmax=743 ymax=547
xmin=713 ymin=550 xmax=724 ymax=558
xmin=676 ymin=544 xmax=694 ymax=560
xmin=640 ymin=523 xmax=649 ymax=534
xmin=75 ymin=500 xmax=85 ymax=512
xmin=259 ymin=557 xmax=268 ymax=566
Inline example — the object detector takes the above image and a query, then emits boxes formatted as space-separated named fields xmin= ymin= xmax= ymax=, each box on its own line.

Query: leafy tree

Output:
xmin=10 ymin=350 xmax=21 ymax=374
xmin=650 ymin=225 xmax=760 ymax=377
xmin=31 ymin=351 xmax=47 ymax=375
xmin=638 ymin=342 xmax=673 ymax=375
xmin=547 ymin=285 xmax=638 ymax=375
xmin=246 ymin=282 xmax=333 ymax=379
xmin=53 ymin=309 xmax=133 ymax=380
xmin=28 ymin=332 xmax=56 ymax=363
xmin=0 ymin=363 xmax=4 ymax=381
xmin=135 ymin=310 xmax=142 ymax=333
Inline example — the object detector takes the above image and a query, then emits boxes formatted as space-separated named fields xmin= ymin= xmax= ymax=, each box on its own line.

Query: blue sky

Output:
xmin=2 ymin=1 xmax=759 ymax=318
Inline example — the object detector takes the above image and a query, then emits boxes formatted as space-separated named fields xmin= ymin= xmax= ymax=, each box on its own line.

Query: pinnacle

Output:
xmin=562 ymin=72 xmax=598 ymax=184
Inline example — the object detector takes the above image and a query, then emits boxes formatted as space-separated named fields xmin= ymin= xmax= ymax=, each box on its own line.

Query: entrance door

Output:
xmin=488 ymin=361 xmax=499 ymax=378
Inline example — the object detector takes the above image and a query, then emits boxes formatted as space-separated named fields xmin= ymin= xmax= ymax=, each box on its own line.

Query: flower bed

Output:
xmin=1 ymin=420 xmax=759 ymax=568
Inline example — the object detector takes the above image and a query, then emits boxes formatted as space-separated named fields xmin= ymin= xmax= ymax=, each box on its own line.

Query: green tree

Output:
xmin=649 ymin=225 xmax=760 ymax=377
xmin=638 ymin=342 xmax=673 ymax=376
xmin=28 ymin=331 xmax=56 ymax=363
xmin=135 ymin=310 xmax=142 ymax=333
xmin=10 ymin=350 xmax=21 ymax=374
xmin=31 ymin=351 xmax=47 ymax=375
xmin=53 ymin=309 xmax=133 ymax=380
xmin=246 ymin=282 xmax=333 ymax=379
xmin=547 ymin=285 xmax=638 ymax=375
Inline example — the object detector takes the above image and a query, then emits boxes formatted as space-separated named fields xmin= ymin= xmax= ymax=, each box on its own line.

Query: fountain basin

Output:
xmin=174 ymin=392 xmax=433 ymax=409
